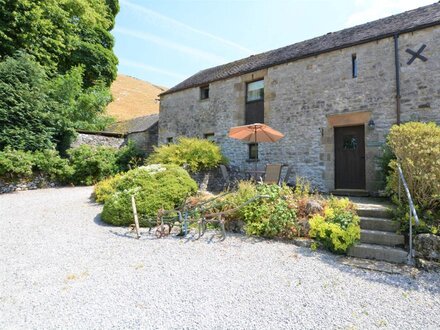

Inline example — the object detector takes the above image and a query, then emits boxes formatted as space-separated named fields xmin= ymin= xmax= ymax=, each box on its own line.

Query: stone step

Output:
xmin=357 ymin=207 xmax=392 ymax=219
xmin=360 ymin=229 xmax=405 ymax=246
xmin=348 ymin=243 xmax=408 ymax=264
xmin=360 ymin=217 xmax=399 ymax=232
xmin=331 ymin=189 xmax=370 ymax=197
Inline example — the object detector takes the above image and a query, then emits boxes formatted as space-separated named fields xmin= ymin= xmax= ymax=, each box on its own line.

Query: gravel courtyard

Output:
xmin=1 ymin=187 xmax=439 ymax=329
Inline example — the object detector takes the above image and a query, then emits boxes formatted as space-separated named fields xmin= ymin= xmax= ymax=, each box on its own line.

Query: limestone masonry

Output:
xmin=159 ymin=4 xmax=440 ymax=193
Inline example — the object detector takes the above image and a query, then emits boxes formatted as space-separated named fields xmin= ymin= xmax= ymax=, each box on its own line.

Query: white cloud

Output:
xmin=119 ymin=59 xmax=186 ymax=79
xmin=114 ymin=27 xmax=226 ymax=64
xmin=346 ymin=0 xmax=434 ymax=27
xmin=120 ymin=0 xmax=255 ymax=55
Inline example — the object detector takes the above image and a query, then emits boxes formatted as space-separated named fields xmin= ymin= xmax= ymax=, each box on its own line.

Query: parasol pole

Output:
xmin=254 ymin=124 xmax=258 ymax=178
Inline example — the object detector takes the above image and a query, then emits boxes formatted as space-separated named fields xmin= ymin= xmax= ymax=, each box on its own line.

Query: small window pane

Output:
xmin=248 ymin=143 xmax=258 ymax=160
xmin=200 ymin=86 xmax=209 ymax=99
xmin=352 ymin=54 xmax=358 ymax=78
xmin=166 ymin=137 xmax=174 ymax=144
xmin=204 ymin=133 xmax=215 ymax=141
xmin=247 ymin=80 xmax=264 ymax=102
xmin=343 ymin=136 xmax=358 ymax=150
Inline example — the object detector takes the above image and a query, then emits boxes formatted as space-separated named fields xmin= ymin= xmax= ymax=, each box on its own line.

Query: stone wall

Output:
xmin=127 ymin=122 xmax=159 ymax=155
xmin=159 ymin=26 xmax=440 ymax=193
xmin=71 ymin=133 xmax=126 ymax=149
xmin=0 ymin=176 xmax=57 ymax=194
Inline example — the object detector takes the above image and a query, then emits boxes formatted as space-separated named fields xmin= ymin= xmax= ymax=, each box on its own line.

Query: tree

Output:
xmin=0 ymin=0 xmax=119 ymax=86
xmin=0 ymin=53 xmax=74 ymax=151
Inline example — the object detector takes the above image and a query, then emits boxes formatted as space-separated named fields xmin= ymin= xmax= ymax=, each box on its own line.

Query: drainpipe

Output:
xmin=394 ymin=34 xmax=401 ymax=125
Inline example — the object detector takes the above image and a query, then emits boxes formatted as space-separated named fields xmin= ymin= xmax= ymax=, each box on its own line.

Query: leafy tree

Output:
xmin=0 ymin=0 xmax=119 ymax=86
xmin=0 ymin=53 xmax=74 ymax=151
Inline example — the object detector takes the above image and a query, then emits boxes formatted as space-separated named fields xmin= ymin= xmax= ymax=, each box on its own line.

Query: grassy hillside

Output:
xmin=106 ymin=74 xmax=166 ymax=122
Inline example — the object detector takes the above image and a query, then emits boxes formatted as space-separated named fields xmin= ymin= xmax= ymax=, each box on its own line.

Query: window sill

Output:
xmin=246 ymin=159 xmax=260 ymax=163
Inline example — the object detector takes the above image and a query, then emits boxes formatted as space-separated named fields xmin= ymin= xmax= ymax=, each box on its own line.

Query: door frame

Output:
xmin=334 ymin=124 xmax=366 ymax=190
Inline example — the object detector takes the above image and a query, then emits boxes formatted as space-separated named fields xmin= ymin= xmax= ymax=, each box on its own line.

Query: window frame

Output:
xmin=248 ymin=143 xmax=259 ymax=161
xmin=200 ymin=85 xmax=210 ymax=100
xmin=246 ymin=79 xmax=264 ymax=103
xmin=203 ymin=133 xmax=215 ymax=141
xmin=352 ymin=54 xmax=358 ymax=78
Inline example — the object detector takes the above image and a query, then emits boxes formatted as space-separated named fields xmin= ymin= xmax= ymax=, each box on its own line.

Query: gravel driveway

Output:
xmin=1 ymin=187 xmax=439 ymax=329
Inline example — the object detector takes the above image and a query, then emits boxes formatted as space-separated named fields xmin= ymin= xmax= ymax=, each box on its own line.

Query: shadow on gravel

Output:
xmin=313 ymin=251 xmax=440 ymax=294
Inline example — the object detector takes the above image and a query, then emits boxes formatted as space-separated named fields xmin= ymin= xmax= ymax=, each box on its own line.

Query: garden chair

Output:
xmin=219 ymin=164 xmax=231 ymax=190
xmin=263 ymin=164 xmax=283 ymax=185
xmin=283 ymin=166 xmax=294 ymax=186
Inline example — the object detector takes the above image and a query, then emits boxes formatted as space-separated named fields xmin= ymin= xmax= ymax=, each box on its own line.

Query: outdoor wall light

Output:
xmin=368 ymin=119 xmax=376 ymax=130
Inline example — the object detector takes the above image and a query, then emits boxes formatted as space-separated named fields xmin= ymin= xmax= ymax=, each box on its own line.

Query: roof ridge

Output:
xmin=161 ymin=2 xmax=440 ymax=96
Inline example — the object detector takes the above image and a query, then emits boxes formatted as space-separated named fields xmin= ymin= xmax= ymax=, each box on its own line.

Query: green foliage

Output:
xmin=385 ymin=122 xmax=440 ymax=235
xmin=386 ymin=122 xmax=440 ymax=211
xmin=116 ymin=140 xmax=145 ymax=172
xmin=309 ymin=197 xmax=360 ymax=253
xmin=0 ymin=0 xmax=119 ymax=152
xmin=0 ymin=0 xmax=118 ymax=85
xmin=0 ymin=147 xmax=72 ymax=182
xmin=146 ymin=138 xmax=227 ymax=173
xmin=0 ymin=52 xmax=74 ymax=151
xmin=67 ymin=145 xmax=119 ymax=185
xmin=99 ymin=165 xmax=198 ymax=226
xmin=241 ymin=184 xmax=298 ymax=238
xmin=0 ymin=147 xmax=35 ymax=179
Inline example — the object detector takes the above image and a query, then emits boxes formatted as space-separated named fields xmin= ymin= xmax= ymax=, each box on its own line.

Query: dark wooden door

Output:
xmin=334 ymin=125 xmax=365 ymax=189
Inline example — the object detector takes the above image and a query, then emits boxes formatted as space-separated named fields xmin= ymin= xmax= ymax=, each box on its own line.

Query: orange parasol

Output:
xmin=228 ymin=123 xmax=284 ymax=144
xmin=228 ymin=123 xmax=284 ymax=174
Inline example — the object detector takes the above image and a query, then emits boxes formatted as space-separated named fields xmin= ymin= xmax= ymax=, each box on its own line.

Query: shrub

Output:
xmin=32 ymin=149 xmax=73 ymax=182
xmin=116 ymin=140 xmax=144 ymax=171
xmin=386 ymin=122 xmax=440 ymax=211
xmin=99 ymin=164 xmax=198 ymax=226
xmin=0 ymin=147 xmax=35 ymax=180
xmin=309 ymin=197 xmax=360 ymax=253
xmin=224 ymin=183 xmax=299 ymax=238
xmin=146 ymin=137 xmax=227 ymax=173
xmin=0 ymin=147 xmax=72 ymax=182
xmin=67 ymin=145 xmax=120 ymax=185
xmin=386 ymin=122 xmax=440 ymax=235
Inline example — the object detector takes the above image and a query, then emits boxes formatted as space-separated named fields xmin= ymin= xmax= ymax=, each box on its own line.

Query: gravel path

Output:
xmin=1 ymin=187 xmax=439 ymax=329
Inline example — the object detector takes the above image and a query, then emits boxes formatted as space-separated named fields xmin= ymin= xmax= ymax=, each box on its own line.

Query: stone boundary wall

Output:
xmin=0 ymin=176 xmax=58 ymax=194
xmin=71 ymin=133 xmax=126 ymax=149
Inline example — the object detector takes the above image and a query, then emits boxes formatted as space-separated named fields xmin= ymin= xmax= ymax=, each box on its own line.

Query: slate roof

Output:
xmin=106 ymin=113 xmax=159 ymax=134
xmin=162 ymin=2 xmax=440 ymax=96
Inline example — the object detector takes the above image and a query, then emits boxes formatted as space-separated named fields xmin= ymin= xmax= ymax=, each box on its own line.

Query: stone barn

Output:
xmin=159 ymin=3 xmax=440 ymax=194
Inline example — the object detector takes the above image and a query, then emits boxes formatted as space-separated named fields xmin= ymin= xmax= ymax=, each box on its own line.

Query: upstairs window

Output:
xmin=200 ymin=85 xmax=210 ymax=100
xmin=246 ymin=80 xmax=264 ymax=102
xmin=245 ymin=79 xmax=264 ymax=124
xmin=166 ymin=137 xmax=174 ymax=144
xmin=352 ymin=54 xmax=358 ymax=78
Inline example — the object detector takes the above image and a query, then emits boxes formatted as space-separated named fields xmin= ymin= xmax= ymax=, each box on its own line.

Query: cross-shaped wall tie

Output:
xmin=406 ymin=44 xmax=428 ymax=65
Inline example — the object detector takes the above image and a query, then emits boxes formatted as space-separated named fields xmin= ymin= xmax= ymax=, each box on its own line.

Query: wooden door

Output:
xmin=334 ymin=125 xmax=366 ymax=189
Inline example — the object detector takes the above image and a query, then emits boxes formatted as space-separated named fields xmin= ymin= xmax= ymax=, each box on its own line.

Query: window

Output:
xmin=248 ymin=143 xmax=258 ymax=160
xmin=352 ymin=54 xmax=358 ymax=78
xmin=200 ymin=85 xmax=209 ymax=100
xmin=246 ymin=80 xmax=264 ymax=102
xmin=166 ymin=137 xmax=174 ymax=144
xmin=203 ymin=133 xmax=215 ymax=141
xmin=245 ymin=79 xmax=264 ymax=124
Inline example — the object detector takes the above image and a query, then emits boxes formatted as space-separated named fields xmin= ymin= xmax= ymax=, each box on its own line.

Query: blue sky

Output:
xmin=112 ymin=0 xmax=434 ymax=88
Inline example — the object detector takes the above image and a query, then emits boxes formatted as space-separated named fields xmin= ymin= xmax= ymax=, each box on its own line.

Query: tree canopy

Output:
xmin=0 ymin=0 xmax=119 ymax=151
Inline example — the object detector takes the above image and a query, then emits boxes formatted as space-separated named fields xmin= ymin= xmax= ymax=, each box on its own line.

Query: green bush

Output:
xmin=0 ymin=147 xmax=35 ymax=179
xmin=116 ymin=140 xmax=144 ymax=171
xmin=386 ymin=122 xmax=440 ymax=235
xmin=67 ymin=145 xmax=120 ymax=185
xmin=99 ymin=164 xmax=198 ymax=226
xmin=0 ymin=147 xmax=72 ymax=182
xmin=309 ymin=197 xmax=360 ymax=253
xmin=386 ymin=122 xmax=440 ymax=211
xmin=146 ymin=137 xmax=227 ymax=173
